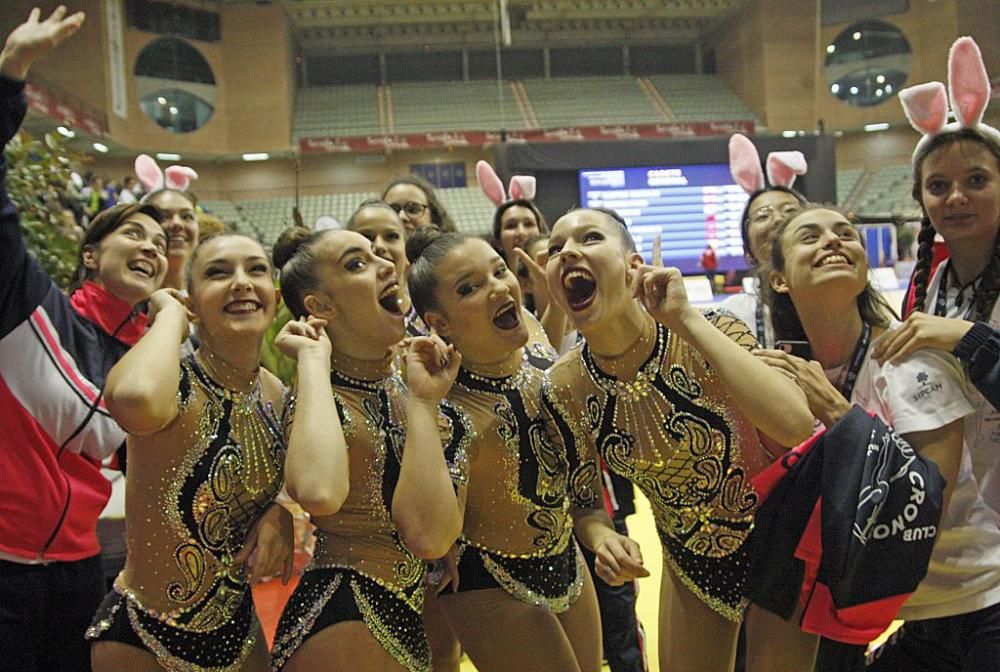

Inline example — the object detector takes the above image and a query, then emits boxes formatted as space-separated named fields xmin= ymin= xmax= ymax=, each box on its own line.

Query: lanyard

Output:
xmin=934 ymin=261 xmax=978 ymax=320
xmin=755 ymin=301 xmax=768 ymax=348
xmin=837 ymin=322 xmax=872 ymax=401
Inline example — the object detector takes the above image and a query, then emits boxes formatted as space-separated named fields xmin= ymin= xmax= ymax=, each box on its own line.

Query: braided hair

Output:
xmin=909 ymin=128 xmax=1000 ymax=321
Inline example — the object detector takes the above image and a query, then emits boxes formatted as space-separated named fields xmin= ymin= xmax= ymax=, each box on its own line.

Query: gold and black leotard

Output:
xmin=542 ymin=312 xmax=770 ymax=622
xmin=86 ymin=353 xmax=286 ymax=671
xmin=442 ymin=311 xmax=597 ymax=611
xmin=271 ymin=350 xmax=470 ymax=672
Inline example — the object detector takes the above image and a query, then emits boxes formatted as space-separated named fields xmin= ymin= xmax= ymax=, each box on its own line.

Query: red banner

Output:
xmin=24 ymin=82 xmax=106 ymax=136
xmin=299 ymin=120 xmax=756 ymax=154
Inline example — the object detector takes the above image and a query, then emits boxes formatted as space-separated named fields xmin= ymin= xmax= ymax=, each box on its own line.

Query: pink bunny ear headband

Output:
xmin=134 ymin=153 xmax=199 ymax=193
xmin=728 ymin=133 xmax=807 ymax=195
xmin=900 ymin=36 xmax=1000 ymax=167
xmin=476 ymin=160 xmax=537 ymax=205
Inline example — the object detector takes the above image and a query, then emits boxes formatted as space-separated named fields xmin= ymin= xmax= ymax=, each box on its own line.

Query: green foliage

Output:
xmin=4 ymin=130 xmax=81 ymax=290
xmin=260 ymin=300 xmax=296 ymax=386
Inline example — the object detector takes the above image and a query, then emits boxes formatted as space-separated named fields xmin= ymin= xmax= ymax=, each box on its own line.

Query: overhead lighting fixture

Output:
xmin=781 ymin=130 xmax=798 ymax=138
xmin=56 ymin=125 xmax=75 ymax=138
xmin=864 ymin=122 xmax=890 ymax=132
xmin=157 ymin=96 xmax=167 ymax=105
xmin=853 ymin=31 xmax=862 ymax=40
xmin=885 ymin=84 xmax=893 ymax=94
xmin=876 ymin=89 xmax=884 ymax=97
xmin=850 ymin=86 xmax=859 ymax=95
xmin=834 ymin=130 xmax=845 ymax=138
xmin=830 ymin=83 xmax=840 ymax=94
xmin=92 ymin=142 xmax=109 ymax=153
xmin=168 ymin=106 xmax=179 ymax=115
xmin=242 ymin=152 xmax=269 ymax=161
xmin=876 ymin=74 xmax=886 ymax=84
xmin=826 ymin=44 xmax=835 ymax=54
xmin=156 ymin=152 xmax=181 ymax=161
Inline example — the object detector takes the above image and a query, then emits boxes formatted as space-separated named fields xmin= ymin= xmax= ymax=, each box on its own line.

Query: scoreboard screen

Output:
xmin=578 ymin=164 xmax=751 ymax=275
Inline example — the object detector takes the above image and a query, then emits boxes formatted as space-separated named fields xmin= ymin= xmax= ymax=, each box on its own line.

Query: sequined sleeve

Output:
xmin=540 ymin=371 xmax=601 ymax=509
xmin=706 ymin=310 xmax=759 ymax=352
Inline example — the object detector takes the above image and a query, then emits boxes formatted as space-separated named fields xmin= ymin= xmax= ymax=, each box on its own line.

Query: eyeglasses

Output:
xmin=751 ymin=203 xmax=801 ymax=224
xmin=389 ymin=201 xmax=429 ymax=218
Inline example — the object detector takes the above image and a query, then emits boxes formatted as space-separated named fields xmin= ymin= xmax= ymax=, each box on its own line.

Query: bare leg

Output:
xmin=745 ymin=603 xmax=819 ymax=672
xmin=658 ymin=563 xmax=739 ymax=672
xmin=556 ymin=561 xmax=603 ymax=672
xmin=282 ymin=621 xmax=406 ymax=672
xmin=438 ymin=588 xmax=583 ymax=672
xmin=91 ymin=641 xmax=163 ymax=672
xmin=423 ymin=586 xmax=462 ymax=672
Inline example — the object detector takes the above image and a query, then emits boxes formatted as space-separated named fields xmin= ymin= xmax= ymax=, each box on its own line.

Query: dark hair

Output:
xmin=908 ymin=128 xmax=1000 ymax=321
xmin=405 ymin=227 xmax=467 ymax=317
xmin=271 ymin=226 xmax=327 ymax=318
xmin=739 ymin=186 xmax=807 ymax=263
xmin=491 ymin=199 xmax=549 ymax=250
xmin=763 ymin=205 xmax=897 ymax=342
xmin=381 ymin=175 xmax=457 ymax=233
xmin=143 ymin=188 xmax=197 ymax=209
xmin=186 ymin=232 xmax=270 ymax=294
xmin=346 ymin=199 xmax=399 ymax=231
xmin=72 ymin=202 xmax=164 ymax=290
xmin=560 ymin=206 xmax=637 ymax=254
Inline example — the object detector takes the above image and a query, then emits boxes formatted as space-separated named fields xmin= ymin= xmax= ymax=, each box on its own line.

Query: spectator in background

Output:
xmin=382 ymin=174 xmax=457 ymax=235
xmin=699 ymin=243 xmax=718 ymax=291
xmin=116 ymin=176 xmax=139 ymax=204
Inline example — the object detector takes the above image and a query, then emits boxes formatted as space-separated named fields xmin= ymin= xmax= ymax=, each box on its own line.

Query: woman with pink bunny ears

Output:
xmin=135 ymin=153 xmax=200 ymax=290
xmin=477 ymin=160 xmax=574 ymax=351
xmin=718 ymin=134 xmax=809 ymax=348
xmin=865 ymin=36 xmax=1000 ymax=671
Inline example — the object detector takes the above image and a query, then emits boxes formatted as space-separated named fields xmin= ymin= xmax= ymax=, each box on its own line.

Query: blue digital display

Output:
xmin=578 ymin=164 xmax=751 ymax=275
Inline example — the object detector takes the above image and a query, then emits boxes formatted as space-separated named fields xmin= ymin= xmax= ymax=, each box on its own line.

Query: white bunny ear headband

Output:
xmin=134 ymin=153 xmax=199 ymax=193
xmin=476 ymin=160 xmax=537 ymax=206
xmin=728 ymin=133 xmax=807 ymax=195
xmin=900 ymin=36 xmax=1000 ymax=167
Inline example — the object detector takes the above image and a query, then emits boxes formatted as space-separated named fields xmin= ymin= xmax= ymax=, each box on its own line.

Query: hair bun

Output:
xmin=405 ymin=226 xmax=443 ymax=264
xmin=273 ymin=226 xmax=313 ymax=271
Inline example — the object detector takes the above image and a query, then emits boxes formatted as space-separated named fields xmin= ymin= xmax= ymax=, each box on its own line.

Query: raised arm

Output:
xmin=392 ymin=335 xmax=465 ymax=560
xmin=0 ymin=7 xmax=85 ymax=82
xmin=276 ymin=316 xmax=349 ymax=517
xmin=633 ymin=264 xmax=815 ymax=446
xmin=104 ymin=288 xmax=188 ymax=434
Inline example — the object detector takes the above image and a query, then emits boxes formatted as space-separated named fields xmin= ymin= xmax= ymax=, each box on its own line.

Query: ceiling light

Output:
xmin=92 ymin=142 xmax=109 ymax=153
xmin=242 ymin=152 xmax=269 ymax=161
xmin=885 ymin=84 xmax=893 ymax=93
xmin=157 ymin=96 xmax=167 ymax=105
xmin=782 ymin=130 xmax=797 ymax=138
xmin=876 ymin=74 xmax=886 ymax=84
xmin=56 ymin=126 xmax=75 ymax=138
xmin=864 ymin=122 xmax=890 ymax=132
xmin=831 ymin=83 xmax=840 ymax=94
xmin=853 ymin=31 xmax=862 ymax=40
xmin=168 ymin=106 xmax=179 ymax=115
xmin=876 ymin=89 xmax=884 ymax=97
xmin=156 ymin=152 xmax=181 ymax=161
xmin=834 ymin=130 xmax=844 ymax=137
xmin=826 ymin=44 xmax=835 ymax=54
xmin=850 ymin=86 xmax=859 ymax=95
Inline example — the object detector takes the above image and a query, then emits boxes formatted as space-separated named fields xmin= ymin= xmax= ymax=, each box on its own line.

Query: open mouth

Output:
xmin=378 ymin=283 xmax=403 ymax=315
xmin=492 ymin=301 xmax=521 ymax=330
xmin=128 ymin=260 xmax=155 ymax=278
xmin=224 ymin=300 xmax=262 ymax=314
xmin=562 ymin=268 xmax=597 ymax=311
xmin=816 ymin=253 xmax=851 ymax=268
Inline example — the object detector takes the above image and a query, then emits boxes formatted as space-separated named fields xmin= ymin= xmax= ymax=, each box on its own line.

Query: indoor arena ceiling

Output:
xmin=221 ymin=0 xmax=751 ymax=53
